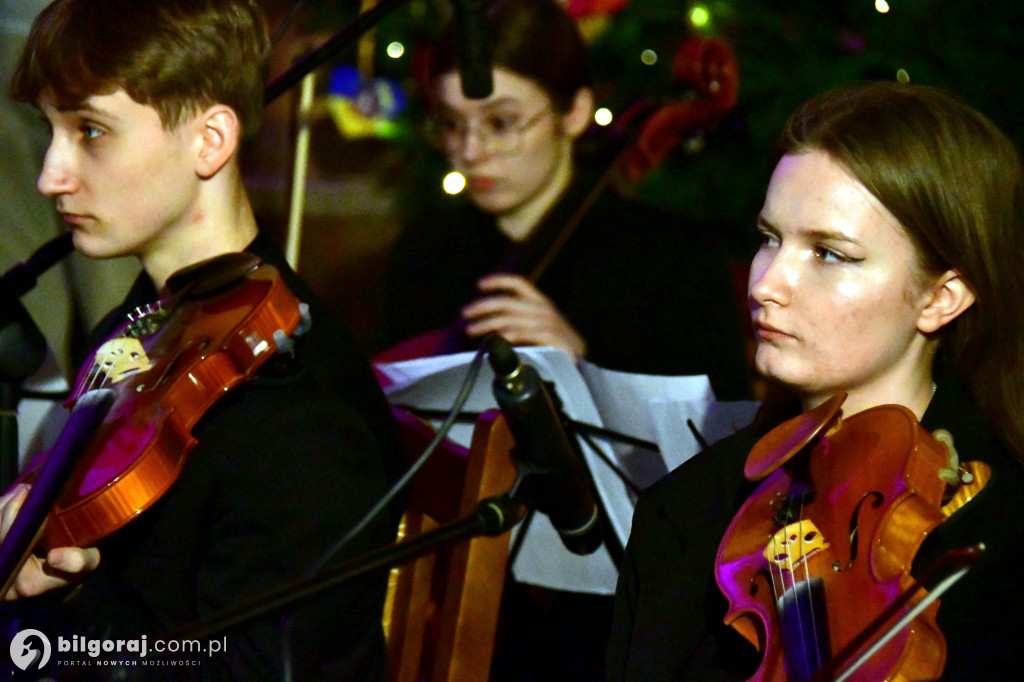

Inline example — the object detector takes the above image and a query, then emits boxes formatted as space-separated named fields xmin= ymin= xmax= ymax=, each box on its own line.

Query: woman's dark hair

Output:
xmin=426 ymin=0 xmax=591 ymax=112
xmin=780 ymin=81 xmax=1024 ymax=458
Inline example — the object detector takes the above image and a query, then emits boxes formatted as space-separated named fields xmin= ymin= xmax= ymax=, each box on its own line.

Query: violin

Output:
xmin=715 ymin=393 xmax=987 ymax=681
xmin=374 ymin=35 xmax=740 ymax=366
xmin=0 ymin=252 xmax=307 ymax=592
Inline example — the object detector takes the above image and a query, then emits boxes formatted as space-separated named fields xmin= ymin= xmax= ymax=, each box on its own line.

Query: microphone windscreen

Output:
xmin=453 ymin=0 xmax=493 ymax=99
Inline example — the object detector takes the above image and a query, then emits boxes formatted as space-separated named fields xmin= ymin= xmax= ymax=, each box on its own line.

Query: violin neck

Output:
xmin=0 ymin=389 xmax=115 ymax=594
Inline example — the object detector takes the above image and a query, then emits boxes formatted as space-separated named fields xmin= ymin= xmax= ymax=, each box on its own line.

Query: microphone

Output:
xmin=452 ymin=0 xmax=493 ymax=99
xmin=486 ymin=336 xmax=603 ymax=555
xmin=0 ymin=232 xmax=74 ymax=299
xmin=0 ymin=234 xmax=73 ymax=381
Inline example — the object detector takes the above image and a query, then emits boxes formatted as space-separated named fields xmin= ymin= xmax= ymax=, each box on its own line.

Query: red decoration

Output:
xmin=564 ymin=0 xmax=632 ymax=19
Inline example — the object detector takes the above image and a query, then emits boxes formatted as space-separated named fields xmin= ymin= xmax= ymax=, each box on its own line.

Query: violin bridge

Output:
xmin=93 ymin=337 xmax=154 ymax=384
xmin=764 ymin=520 xmax=830 ymax=572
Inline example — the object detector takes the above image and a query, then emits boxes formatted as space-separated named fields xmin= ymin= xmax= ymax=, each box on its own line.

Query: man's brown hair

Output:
xmin=11 ymin=0 xmax=270 ymax=137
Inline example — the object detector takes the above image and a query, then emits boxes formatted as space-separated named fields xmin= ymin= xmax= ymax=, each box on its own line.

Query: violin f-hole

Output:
xmin=134 ymin=337 xmax=211 ymax=393
xmin=845 ymin=491 xmax=884 ymax=567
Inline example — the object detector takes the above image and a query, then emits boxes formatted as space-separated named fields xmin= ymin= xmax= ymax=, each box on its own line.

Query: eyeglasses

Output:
xmin=425 ymin=106 xmax=551 ymax=156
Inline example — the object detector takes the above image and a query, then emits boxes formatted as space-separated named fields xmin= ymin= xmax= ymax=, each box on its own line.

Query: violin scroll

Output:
xmin=672 ymin=35 xmax=740 ymax=112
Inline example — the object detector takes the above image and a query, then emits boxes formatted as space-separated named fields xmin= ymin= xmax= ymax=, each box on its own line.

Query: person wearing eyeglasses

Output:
xmin=377 ymin=0 xmax=750 ymax=398
xmin=379 ymin=1 xmax=751 ymax=681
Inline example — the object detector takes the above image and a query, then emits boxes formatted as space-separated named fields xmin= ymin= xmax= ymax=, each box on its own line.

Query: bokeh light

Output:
xmin=689 ymin=5 xmax=710 ymax=28
xmin=443 ymin=171 xmax=466 ymax=195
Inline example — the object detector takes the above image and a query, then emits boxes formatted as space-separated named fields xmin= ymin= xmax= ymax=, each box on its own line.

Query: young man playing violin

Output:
xmin=608 ymin=82 xmax=1024 ymax=680
xmin=0 ymin=0 xmax=403 ymax=678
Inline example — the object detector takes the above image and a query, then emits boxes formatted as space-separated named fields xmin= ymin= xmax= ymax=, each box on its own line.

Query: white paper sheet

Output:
xmin=16 ymin=350 xmax=71 ymax=467
xmin=376 ymin=347 xmax=759 ymax=594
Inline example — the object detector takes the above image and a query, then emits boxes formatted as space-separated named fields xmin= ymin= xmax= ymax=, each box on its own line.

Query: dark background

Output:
xmin=245 ymin=0 xmax=1024 ymax=352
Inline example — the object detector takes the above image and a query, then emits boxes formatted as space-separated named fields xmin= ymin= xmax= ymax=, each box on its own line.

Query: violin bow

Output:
xmin=817 ymin=543 xmax=984 ymax=682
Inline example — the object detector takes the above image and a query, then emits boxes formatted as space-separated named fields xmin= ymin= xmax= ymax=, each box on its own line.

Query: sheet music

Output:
xmin=16 ymin=350 xmax=71 ymax=468
xmin=376 ymin=346 xmax=759 ymax=594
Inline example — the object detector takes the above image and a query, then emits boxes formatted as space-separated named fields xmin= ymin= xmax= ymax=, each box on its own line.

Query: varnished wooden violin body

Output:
xmin=10 ymin=253 xmax=305 ymax=552
xmin=715 ymin=394 xmax=982 ymax=681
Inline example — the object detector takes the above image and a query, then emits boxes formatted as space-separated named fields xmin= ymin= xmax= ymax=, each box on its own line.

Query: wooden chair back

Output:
xmin=384 ymin=407 xmax=518 ymax=682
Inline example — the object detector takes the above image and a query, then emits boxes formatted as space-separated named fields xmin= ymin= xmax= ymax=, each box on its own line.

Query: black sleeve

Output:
xmin=179 ymin=392 xmax=393 ymax=680
xmin=608 ymin=430 xmax=762 ymax=681
xmin=608 ymin=491 xmax=693 ymax=681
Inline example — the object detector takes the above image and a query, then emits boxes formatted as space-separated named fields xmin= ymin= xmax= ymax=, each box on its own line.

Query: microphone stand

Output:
xmin=165 ymin=493 xmax=524 ymax=641
xmin=0 ymin=234 xmax=74 ymax=490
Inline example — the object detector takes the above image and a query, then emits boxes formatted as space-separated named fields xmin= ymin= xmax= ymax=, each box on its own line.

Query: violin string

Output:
xmin=86 ymin=351 xmax=113 ymax=394
xmin=73 ymin=354 xmax=103 ymax=399
xmin=782 ymin=523 xmax=815 ymax=678
xmin=768 ymin=530 xmax=801 ymax=674
xmin=768 ymin=532 xmax=785 ymax=623
xmin=796 ymin=490 xmax=824 ymax=675
xmin=82 ymin=344 xmax=119 ymax=396
xmin=76 ymin=301 xmax=159 ymax=399
xmin=81 ymin=306 xmax=144 ymax=397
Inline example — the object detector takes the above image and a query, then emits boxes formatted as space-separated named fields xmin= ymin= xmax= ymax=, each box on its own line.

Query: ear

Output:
xmin=917 ymin=269 xmax=976 ymax=334
xmin=194 ymin=105 xmax=239 ymax=180
xmin=561 ymin=87 xmax=595 ymax=139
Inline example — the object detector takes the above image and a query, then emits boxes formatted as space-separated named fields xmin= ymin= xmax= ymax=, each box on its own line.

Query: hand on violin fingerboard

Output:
xmin=462 ymin=273 xmax=587 ymax=361
xmin=0 ymin=484 xmax=100 ymax=600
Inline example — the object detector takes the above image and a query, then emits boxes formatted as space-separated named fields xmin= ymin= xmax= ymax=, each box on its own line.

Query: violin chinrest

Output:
xmin=165 ymin=252 xmax=262 ymax=297
xmin=744 ymin=392 xmax=846 ymax=481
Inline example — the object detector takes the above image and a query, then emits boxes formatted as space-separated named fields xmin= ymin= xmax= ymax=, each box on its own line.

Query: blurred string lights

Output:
xmin=689 ymin=5 xmax=711 ymax=29
xmin=588 ymin=3 xmax=716 ymax=128
xmin=438 ymin=0 xmax=901 ymax=196
xmin=324 ymin=33 xmax=410 ymax=141
xmin=442 ymin=1 xmax=718 ymax=195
